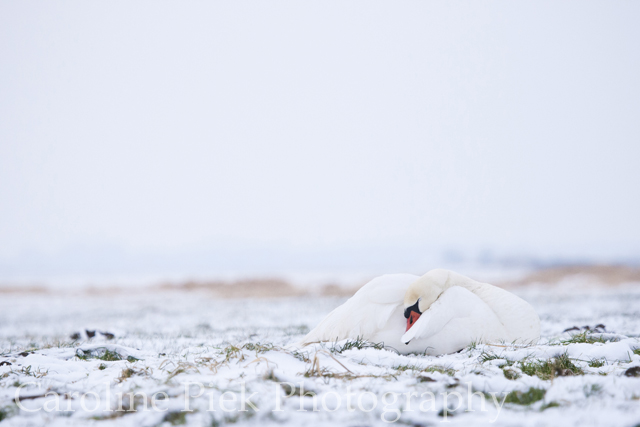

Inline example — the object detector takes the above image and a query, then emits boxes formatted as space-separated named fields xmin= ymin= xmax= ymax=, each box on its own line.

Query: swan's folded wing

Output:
xmin=431 ymin=269 xmax=540 ymax=342
xmin=301 ymin=274 xmax=417 ymax=344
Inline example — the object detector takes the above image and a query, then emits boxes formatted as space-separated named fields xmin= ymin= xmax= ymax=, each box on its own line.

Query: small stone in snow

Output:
xmin=624 ymin=366 xmax=640 ymax=377
xmin=100 ymin=331 xmax=115 ymax=340
xmin=556 ymin=369 xmax=575 ymax=377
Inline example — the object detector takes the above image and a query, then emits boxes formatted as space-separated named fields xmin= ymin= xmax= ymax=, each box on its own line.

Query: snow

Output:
xmin=1 ymin=285 xmax=640 ymax=426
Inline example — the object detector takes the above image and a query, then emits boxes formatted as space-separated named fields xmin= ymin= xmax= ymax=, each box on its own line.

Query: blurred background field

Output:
xmin=2 ymin=264 xmax=640 ymax=298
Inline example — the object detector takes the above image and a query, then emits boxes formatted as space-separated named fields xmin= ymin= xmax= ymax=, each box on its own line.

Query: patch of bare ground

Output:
xmin=501 ymin=264 xmax=640 ymax=287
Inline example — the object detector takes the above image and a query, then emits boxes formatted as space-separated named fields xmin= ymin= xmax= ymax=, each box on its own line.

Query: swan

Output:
xmin=300 ymin=269 xmax=540 ymax=355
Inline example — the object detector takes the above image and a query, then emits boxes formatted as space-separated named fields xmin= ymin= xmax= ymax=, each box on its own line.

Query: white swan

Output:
xmin=300 ymin=269 xmax=540 ymax=355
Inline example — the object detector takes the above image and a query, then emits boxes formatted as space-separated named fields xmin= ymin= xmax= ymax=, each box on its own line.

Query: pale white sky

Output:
xmin=1 ymin=2 xmax=639 ymax=278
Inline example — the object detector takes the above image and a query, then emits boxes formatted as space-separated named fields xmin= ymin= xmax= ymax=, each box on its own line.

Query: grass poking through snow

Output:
xmin=503 ymin=368 xmax=521 ymax=380
xmin=393 ymin=364 xmax=455 ymax=376
xmin=76 ymin=348 xmax=139 ymax=363
xmin=0 ymin=405 xmax=17 ymax=422
xmin=519 ymin=353 xmax=583 ymax=380
xmin=478 ymin=351 xmax=502 ymax=364
xmin=330 ymin=337 xmax=385 ymax=353
xmin=560 ymin=331 xmax=608 ymax=345
xmin=503 ymin=387 xmax=546 ymax=405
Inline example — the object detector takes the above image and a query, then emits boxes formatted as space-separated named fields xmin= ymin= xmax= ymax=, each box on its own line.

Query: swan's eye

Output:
xmin=404 ymin=300 xmax=421 ymax=318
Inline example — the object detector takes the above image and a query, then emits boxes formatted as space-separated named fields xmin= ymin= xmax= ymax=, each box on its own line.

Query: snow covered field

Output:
xmin=1 ymin=283 xmax=640 ymax=426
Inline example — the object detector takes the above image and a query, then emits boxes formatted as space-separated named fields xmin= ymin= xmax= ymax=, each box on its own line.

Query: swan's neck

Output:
xmin=439 ymin=270 xmax=482 ymax=294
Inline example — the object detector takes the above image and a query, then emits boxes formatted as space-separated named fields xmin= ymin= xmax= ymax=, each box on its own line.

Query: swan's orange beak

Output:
xmin=406 ymin=311 xmax=420 ymax=332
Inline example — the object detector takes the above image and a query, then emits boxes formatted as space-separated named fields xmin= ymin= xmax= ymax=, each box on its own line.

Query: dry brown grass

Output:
xmin=4 ymin=264 xmax=637 ymax=297
xmin=503 ymin=264 xmax=640 ymax=287
xmin=0 ymin=285 xmax=49 ymax=294
xmin=157 ymin=278 xmax=365 ymax=298
xmin=157 ymin=278 xmax=305 ymax=297
xmin=317 ymin=283 xmax=362 ymax=297
xmin=0 ymin=278 xmax=363 ymax=298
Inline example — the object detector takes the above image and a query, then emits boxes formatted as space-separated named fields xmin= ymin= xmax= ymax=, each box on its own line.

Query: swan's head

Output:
xmin=403 ymin=275 xmax=444 ymax=332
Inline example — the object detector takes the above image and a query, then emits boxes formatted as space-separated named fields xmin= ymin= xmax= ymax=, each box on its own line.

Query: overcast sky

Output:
xmin=1 ymin=2 xmax=639 ymax=279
